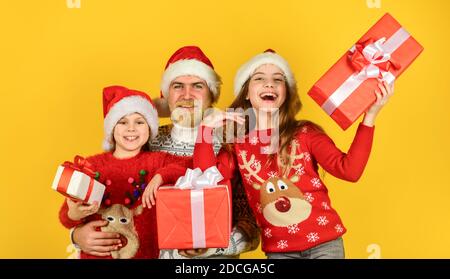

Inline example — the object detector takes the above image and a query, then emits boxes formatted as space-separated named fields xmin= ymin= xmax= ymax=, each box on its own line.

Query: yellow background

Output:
xmin=1 ymin=0 xmax=449 ymax=259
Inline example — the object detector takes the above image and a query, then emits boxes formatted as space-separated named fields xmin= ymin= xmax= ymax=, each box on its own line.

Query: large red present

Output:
xmin=156 ymin=167 xmax=231 ymax=249
xmin=51 ymin=156 xmax=105 ymax=205
xmin=308 ymin=13 xmax=424 ymax=130
xmin=156 ymin=186 xmax=231 ymax=249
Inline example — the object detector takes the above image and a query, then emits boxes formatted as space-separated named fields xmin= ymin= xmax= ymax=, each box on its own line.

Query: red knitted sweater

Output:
xmin=194 ymin=123 xmax=374 ymax=252
xmin=59 ymin=151 xmax=191 ymax=259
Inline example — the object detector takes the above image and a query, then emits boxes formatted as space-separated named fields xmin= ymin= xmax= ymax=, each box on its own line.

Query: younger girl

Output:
xmin=59 ymin=85 xmax=190 ymax=259
xmin=193 ymin=50 xmax=394 ymax=259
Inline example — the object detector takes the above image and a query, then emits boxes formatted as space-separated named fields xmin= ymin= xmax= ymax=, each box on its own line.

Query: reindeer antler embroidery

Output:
xmin=239 ymin=140 xmax=312 ymax=228
xmin=238 ymin=151 xmax=265 ymax=189
xmin=289 ymin=140 xmax=304 ymax=168
xmin=281 ymin=139 xmax=304 ymax=180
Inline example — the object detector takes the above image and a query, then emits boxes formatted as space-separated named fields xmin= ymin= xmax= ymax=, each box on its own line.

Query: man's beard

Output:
xmin=170 ymin=100 xmax=203 ymax=128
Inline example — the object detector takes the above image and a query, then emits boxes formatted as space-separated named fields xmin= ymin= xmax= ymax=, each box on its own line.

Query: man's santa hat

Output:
xmin=160 ymin=46 xmax=221 ymax=100
xmin=102 ymin=85 xmax=159 ymax=151
xmin=233 ymin=49 xmax=296 ymax=96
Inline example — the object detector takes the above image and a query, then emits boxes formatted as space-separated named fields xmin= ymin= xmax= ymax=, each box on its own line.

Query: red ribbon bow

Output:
xmin=57 ymin=155 xmax=97 ymax=203
xmin=62 ymin=155 xmax=95 ymax=178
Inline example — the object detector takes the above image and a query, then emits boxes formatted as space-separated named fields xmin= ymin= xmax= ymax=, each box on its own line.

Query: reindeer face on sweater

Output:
xmin=239 ymin=139 xmax=312 ymax=227
xmin=98 ymin=204 xmax=143 ymax=259
xmin=260 ymin=177 xmax=312 ymax=227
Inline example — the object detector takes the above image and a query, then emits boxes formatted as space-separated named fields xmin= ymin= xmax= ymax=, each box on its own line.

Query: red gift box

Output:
xmin=308 ymin=13 xmax=424 ymax=130
xmin=51 ymin=155 xmax=105 ymax=205
xmin=156 ymin=185 xmax=231 ymax=249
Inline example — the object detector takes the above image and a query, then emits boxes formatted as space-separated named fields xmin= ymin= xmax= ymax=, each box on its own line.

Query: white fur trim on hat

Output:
xmin=103 ymin=96 xmax=159 ymax=151
xmin=233 ymin=52 xmax=296 ymax=96
xmin=160 ymin=59 xmax=219 ymax=99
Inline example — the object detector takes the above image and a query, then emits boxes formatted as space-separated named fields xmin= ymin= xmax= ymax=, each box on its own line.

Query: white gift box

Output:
xmin=52 ymin=165 xmax=105 ymax=205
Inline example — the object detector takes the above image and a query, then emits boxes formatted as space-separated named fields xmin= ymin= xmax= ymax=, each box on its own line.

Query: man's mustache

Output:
xmin=175 ymin=100 xmax=197 ymax=108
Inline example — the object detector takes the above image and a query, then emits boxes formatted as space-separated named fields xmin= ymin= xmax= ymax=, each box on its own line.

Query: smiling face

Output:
xmin=113 ymin=113 xmax=150 ymax=158
xmin=247 ymin=64 xmax=287 ymax=112
xmin=167 ymin=75 xmax=213 ymax=127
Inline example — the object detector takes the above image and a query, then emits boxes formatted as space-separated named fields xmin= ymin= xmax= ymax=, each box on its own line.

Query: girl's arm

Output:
xmin=194 ymin=125 xmax=237 ymax=181
xmin=193 ymin=110 xmax=244 ymax=179
xmin=142 ymin=126 xmax=238 ymax=209
xmin=59 ymin=200 xmax=83 ymax=228
xmin=362 ymin=81 xmax=394 ymax=127
xmin=59 ymin=199 xmax=95 ymax=228
xmin=308 ymin=81 xmax=393 ymax=182
xmin=142 ymin=153 xmax=192 ymax=208
xmin=154 ymin=153 xmax=192 ymax=185
xmin=307 ymin=123 xmax=374 ymax=182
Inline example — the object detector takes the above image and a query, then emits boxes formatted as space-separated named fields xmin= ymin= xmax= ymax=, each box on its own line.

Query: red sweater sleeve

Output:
xmin=59 ymin=200 xmax=84 ymax=229
xmin=153 ymin=153 xmax=192 ymax=184
xmin=306 ymin=123 xmax=374 ymax=182
xmin=193 ymin=126 xmax=237 ymax=182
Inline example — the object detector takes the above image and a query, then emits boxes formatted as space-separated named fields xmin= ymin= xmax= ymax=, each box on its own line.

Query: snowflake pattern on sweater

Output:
xmin=195 ymin=123 xmax=374 ymax=252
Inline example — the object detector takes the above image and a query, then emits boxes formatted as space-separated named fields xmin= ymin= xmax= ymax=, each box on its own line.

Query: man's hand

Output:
xmin=178 ymin=248 xmax=209 ymax=258
xmin=72 ymin=220 xmax=122 ymax=257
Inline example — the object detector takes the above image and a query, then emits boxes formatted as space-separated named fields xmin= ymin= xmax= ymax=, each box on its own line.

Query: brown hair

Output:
xmin=210 ymin=72 xmax=223 ymax=104
xmin=226 ymin=76 xmax=324 ymax=175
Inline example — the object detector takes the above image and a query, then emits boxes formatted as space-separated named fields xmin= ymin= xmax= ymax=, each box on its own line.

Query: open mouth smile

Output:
xmin=259 ymin=92 xmax=278 ymax=101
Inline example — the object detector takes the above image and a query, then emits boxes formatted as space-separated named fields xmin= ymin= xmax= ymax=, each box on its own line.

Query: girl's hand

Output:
xmin=67 ymin=199 xmax=99 ymax=221
xmin=363 ymin=80 xmax=395 ymax=127
xmin=201 ymin=109 xmax=245 ymax=128
xmin=142 ymin=174 xmax=163 ymax=209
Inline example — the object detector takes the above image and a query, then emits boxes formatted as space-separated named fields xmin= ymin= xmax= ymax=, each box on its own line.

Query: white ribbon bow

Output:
xmin=349 ymin=37 xmax=395 ymax=84
xmin=175 ymin=166 xmax=224 ymax=190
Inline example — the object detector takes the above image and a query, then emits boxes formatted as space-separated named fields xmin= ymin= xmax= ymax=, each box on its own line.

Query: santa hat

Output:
xmin=102 ymin=86 xmax=159 ymax=151
xmin=233 ymin=49 xmax=296 ymax=96
xmin=160 ymin=46 xmax=220 ymax=100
